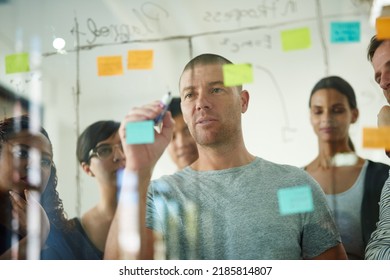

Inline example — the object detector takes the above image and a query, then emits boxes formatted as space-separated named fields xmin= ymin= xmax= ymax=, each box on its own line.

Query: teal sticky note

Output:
xmin=281 ymin=27 xmax=311 ymax=51
xmin=223 ymin=63 xmax=253 ymax=87
xmin=126 ymin=120 xmax=154 ymax=144
xmin=277 ymin=185 xmax=314 ymax=215
xmin=331 ymin=21 xmax=360 ymax=43
xmin=5 ymin=53 xmax=30 ymax=74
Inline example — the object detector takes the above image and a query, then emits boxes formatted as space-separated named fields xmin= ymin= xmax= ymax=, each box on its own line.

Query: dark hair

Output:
xmin=0 ymin=115 xmax=71 ymax=231
xmin=0 ymin=115 xmax=50 ymax=143
xmin=76 ymin=120 xmax=120 ymax=164
xmin=168 ymin=97 xmax=182 ymax=118
xmin=309 ymin=76 xmax=357 ymax=109
xmin=183 ymin=53 xmax=234 ymax=72
xmin=367 ymin=35 xmax=385 ymax=62
xmin=309 ymin=76 xmax=357 ymax=151
xmin=180 ymin=53 xmax=242 ymax=92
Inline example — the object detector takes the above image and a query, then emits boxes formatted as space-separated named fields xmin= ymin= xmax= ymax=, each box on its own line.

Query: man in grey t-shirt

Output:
xmin=105 ymin=53 xmax=347 ymax=260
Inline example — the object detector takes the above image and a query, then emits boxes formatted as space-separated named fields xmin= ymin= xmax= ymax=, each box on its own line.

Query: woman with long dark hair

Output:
xmin=0 ymin=115 xmax=100 ymax=259
xmin=304 ymin=76 xmax=389 ymax=259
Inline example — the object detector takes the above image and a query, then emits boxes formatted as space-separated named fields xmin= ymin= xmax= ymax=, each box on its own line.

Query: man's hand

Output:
xmin=120 ymin=101 xmax=175 ymax=172
xmin=378 ymin=105 xmax=390 ymax=127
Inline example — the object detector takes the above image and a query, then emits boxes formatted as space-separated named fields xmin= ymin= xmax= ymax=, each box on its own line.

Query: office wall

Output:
xmin=0 ymin=0 xmax=386 ymax=217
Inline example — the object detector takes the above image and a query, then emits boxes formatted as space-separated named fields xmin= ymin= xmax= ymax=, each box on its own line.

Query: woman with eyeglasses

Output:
xmin=0 ymin=115 xmax=100 ymax=259
xmin=74 ymin=120 xmax=125 ymax=258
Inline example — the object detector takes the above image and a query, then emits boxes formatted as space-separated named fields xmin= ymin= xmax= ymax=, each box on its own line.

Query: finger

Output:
xmin=9 ymin=190 xmax=27 ymax=209
xmin=124 ymin=102 xmax=163 ymax=122
xmin=378 ymin=105 xmax=390 ymax=127
xmin=162 ymin=111 xmax=175 ymax=130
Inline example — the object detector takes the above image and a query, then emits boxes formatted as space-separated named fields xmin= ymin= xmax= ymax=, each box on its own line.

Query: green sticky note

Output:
xmin=277 ymin=185 xmax=314 ymax=215
xmin=281 ymin=27 xmax=311 ymax=51
xmin=126 ymin=120 xmax=154 ymax=144
xmin=5 ymin=53 xmax=30 ymax=74
xmin=223 ymin=63 xmax=253 ymax=87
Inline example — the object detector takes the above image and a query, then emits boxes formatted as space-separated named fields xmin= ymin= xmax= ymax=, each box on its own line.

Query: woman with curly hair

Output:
xmin=0 ymin=115 xmax=100 ymax=259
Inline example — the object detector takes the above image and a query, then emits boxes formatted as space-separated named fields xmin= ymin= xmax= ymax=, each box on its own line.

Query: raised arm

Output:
xmin=104 ymin=101 xmax=174 ymax=259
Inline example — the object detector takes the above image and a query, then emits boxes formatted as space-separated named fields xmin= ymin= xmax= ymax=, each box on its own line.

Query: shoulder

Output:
xmin=254 ymin=157 xmax=320 ymax=190
xmin=366 ymin=160 xmax=390 ymax=179
xmin=367 ymin=160 xmax=390 ymax=170
xmin=257 ymin=157 xmax=311 ymax=177
xmin=364 ymin=160 xmax=389 ymax=192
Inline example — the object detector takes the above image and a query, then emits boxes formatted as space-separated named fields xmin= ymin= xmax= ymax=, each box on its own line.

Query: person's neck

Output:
xmin=191 ymin=140 xmax=255 ymax=171
xmin=314 ymin=141 xmax=355 ymax=169
xmin=96 ymin=183 xmax=118 ymax=218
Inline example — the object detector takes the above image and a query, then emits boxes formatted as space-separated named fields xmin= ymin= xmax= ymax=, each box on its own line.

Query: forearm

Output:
xmin=104 ymin=168 xmax=153 ymax=260
xmin=138 ymin=169 xmax=155 ymax=259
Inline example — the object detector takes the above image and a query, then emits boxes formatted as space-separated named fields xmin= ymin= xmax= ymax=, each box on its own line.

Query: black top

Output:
xmin=361 ymin=160 xmax=390 ymax=246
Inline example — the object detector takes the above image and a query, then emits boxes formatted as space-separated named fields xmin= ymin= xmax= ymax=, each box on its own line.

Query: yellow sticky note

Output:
xmin=97 ymin=56 xmax=123 ymax=76
xmin=127 ymin=50 xmax=154 ymax=70
xmin=363 ymin=127 xmax=390 ymax=149
xmin=376 ymin=17 xmax=390 ymax=40
xmin=223 ymin=63 xmax=253 ymax=87
xmin=281 ymin=27 xmax=311 ymax=51
xmin=5 ymin=53 xmax=30 ymax=74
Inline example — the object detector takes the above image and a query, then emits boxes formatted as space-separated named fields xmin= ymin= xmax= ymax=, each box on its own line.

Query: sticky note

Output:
xmin=277 ymin=185 xmax=314 ymax=216
xmin=126 ymin=120 xmax=154 ymax=144
xmin=376 ymin=17 xmax=390 ymax=40
xmin=127 ymin=50 xmax=154 ymax=70
xmin=363 ymin=127 xmax=390 ymax=149
xmin=223 ymin=63 xmax=253 ymax=87
xmin=281 ymin=27 xmax=311 ymax=51
xmin=97 ymin=56 xmax=123 ymax=76
xmin=330 ymin=21 xmax=360 ymax=43
xmin=5 ymin=53 xmax=30 ymax=74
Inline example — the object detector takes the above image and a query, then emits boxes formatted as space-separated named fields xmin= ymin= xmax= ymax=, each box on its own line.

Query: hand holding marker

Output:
xmin=154 ymin=91 xmax=172 ymax=132
xmin=125 ymin=92 xmax=172 ymax=144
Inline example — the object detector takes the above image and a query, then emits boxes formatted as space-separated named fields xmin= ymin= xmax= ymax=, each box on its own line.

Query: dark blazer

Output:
xmin=362 ymin=160 xmax=390 ymax=247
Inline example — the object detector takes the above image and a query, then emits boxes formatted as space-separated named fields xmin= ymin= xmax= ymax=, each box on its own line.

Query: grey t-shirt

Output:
xmin=146 ymin=157 xmax=341 ymax=259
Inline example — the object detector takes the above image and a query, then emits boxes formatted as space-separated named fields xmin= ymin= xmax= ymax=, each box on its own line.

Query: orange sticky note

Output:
xmin=97 ymin=56 xmax=123 ymax=76
xmin=363 ymin=127 xmax=390 ymax=149
xmin=127 ymin=50 xmax=154 ymax=70
xmin=376 ymin=17 xmax=390 ymax=40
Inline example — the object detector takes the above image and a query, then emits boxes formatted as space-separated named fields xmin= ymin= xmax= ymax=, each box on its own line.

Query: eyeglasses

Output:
xmin=8 ymin=143 xmax=53 ymax=169
xmin=88 ymin=143 xmax=123 ymax=161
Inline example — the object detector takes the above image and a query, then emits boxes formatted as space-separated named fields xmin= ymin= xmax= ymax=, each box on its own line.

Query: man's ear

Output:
xmin=240 ymin=90 xmax=250 ymax=113
xmin=81 ymin=162 xmax=95 ymax=177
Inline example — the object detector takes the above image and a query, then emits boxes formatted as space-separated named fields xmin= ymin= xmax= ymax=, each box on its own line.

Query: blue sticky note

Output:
xmin=277 ymin=185 xmax=314 ymax=215
xmin=330 ymin=21 xmax=360 ymax=43
xmin=126 ymin=120 xmax=154 ymax=144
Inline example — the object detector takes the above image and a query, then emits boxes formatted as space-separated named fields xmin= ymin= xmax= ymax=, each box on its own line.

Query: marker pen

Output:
xmin=154 ymin=91 xmax=172 ymax=126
